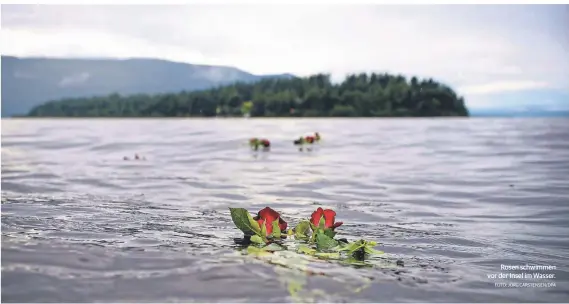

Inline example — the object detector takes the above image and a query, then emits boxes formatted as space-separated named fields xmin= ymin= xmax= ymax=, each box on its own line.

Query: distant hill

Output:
xmin=1 ymin=56 xmax=295 ymax=117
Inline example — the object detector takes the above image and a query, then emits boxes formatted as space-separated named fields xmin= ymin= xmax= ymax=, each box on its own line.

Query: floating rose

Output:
xmin=229 ymin=205 xmax=384 ymax=264
xmin=229 ymin=207 xmax=287 ymax=245
xmin=311 ymin=207 xmax=343 ymax=229
xmin=249 ymin=138 xmax=259 ymax=146
xmin=249 ymin=138 xmax=270 ymax=151
xmin=294 ymin=132 xmax=320 ymax=147
xmin=253 ymin=207 xmax=287 ymax=236
xmin=259 ymin=139 xmax=271 ymax=150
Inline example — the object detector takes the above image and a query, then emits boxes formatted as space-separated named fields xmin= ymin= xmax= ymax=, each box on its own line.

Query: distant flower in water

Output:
xmin=253 ymin=207 xmax=287 ymax=235
xmin=123 ymin=154 xmax=146 ymax=161
xmin=294 ymin=132 xmax=321 ymax=146
xmin=311 ymin=207 xmax=343 ymax=229
xmin=260 ymin=139 xmax=270 ymax=149
xmin=249 ymin=138 xmax=270 ymax=151
xmin=249 ymin=138 xmax=259 ymax=146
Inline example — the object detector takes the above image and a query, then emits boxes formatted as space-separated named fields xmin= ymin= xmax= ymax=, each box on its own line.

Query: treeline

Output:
xmin=26 ymin=73 xmax=469 ymax=117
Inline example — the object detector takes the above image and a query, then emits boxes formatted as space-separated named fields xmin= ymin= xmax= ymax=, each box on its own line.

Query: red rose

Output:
xmin=253 ymin=207 xmax=287 ymax=235
xmin=260 ymin=139 xmax=271 ymax=147
xmin=310 ymin=207 xmax=343 ymax=229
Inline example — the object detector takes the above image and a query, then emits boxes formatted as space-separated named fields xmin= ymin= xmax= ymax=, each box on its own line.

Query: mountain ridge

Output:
xmin=1 ymin=55 xmax=295 ymax=117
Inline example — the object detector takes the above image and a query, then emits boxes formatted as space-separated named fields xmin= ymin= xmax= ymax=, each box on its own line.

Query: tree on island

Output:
xmin=26 ymin=73 xmax=469 ymax=117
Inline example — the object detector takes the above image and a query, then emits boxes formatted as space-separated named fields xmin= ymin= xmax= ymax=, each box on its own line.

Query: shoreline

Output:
xmin=5 ymin=116 xmax=568 ymax=120
xmin=4 ymin=116 xmax=475 ymax=120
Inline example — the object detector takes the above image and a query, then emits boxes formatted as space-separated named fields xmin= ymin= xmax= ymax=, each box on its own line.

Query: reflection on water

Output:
xmin=2 ymin=118 xmax=569 ymax=302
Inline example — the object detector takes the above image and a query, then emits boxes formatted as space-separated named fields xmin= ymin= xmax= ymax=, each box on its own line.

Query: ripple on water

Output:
xmin=2 ymin=118 xmax=569 ymax=302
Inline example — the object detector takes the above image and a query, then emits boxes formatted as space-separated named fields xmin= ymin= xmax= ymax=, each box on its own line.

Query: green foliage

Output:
xmin=309 ymin=221 xmax=318 ymax=232
xmin=247 ymin=243 xmax=286 ymax=256
xmin=314 ymin=252 xmax=341 ymax=259
xmin=263 ymin=243 xmax=286 ymax=252
xmin=338 ymin=239 xmax=383 ymax=260
xmin=260 ymin=220 xmax=267 ymax=237
xmin=246 ymin=245 xmax=272 ymax=257
xmin=241 ymin=100 xmax=253 ymax=115
xmin=315 ymin=231 xmax=340 ymax=251
xmin=232 ymin=206 xmax=385 ymax=272
xmin=318 ymin=216 xmax=326 ymax=230
xmin=297 ymin=244 xmax=316 ymax=255
xmin=26 ymin=73 xmax=469 ymax=117
xmin=293 ymin=220 xmax=311 ymax=239
xmin=271 ymin=220 xmax=281 ymax=239
xmin=330 ymin=105 xmax=357 ymax=117
xmin=250 ymin=235 xmax=264 ymax=244
xmin=324 ymin=229 xmax=337 ymax=239
xmin=229 ymin=207 xmax=261 ymax=236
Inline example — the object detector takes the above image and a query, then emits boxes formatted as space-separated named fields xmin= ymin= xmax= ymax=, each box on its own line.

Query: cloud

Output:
xmin=1 ymin=28 xmax=207 ymax=64
xmin=58 ymin=72 xmax=91 ymax=87
xmin=1 ymin=4 xmax=568 ymax=109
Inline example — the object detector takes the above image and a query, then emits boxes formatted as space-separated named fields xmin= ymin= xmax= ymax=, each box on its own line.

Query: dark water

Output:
xmin=2 ymin=118 xmax=569 ymax=303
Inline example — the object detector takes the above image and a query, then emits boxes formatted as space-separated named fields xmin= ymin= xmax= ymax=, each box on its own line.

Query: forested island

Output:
xmin=25 ymin=73 xmax=469 ymax=117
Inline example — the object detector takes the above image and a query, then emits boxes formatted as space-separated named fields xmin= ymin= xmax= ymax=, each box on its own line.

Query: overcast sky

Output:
xmin=2 ymin=4 xmax=568 ymax=110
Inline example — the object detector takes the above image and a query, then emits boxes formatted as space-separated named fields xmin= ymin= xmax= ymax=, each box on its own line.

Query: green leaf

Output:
xmin=314 ymin=252 xmax=340 ymax=259
xmin=248 ymin=215 xmax=261 ymax=233
xmin=287 ymin=281 xmax=304 ymax=297
xmin=341 ymin=257 xmax=373 ymax=267
xmin=315 ymin=231 xmax=339 ymax=251
xmin=318 ymin=216 xmax=326 ymax=229
xmin=297 ymin=244 xmax=316 ymax=255
xmin=339 ymin=239 xmax=365 ymax=253
xmin=247 ymin=245 xmax=262 ymax=254
xmin=309 ymin=221 xmax=318 ymax=231
xmin=263 ymin=243 xmax=285 ymax=252
xmin=364 ymin=246 xmax=384 ymax=255
xmin=271 ymin=220 xmax=281 ymax=238
xmin=323 ymin=229 xmax=336 ymax=239
xmin=294 ymin=220 xmax=311 ymax=239
xmin=250 ymin=235 xmax=264 ymax=244
xmin=260 ymin=219 xmax=267 ymax=236
xmin=229 ymin=208 xmax=261 ymax=236
xmin=246 ymin=245 xmax=271 ymax=257
xmin=363 ymin=240 xmax=383 ymax=255
xmin=337 ymin=239 xmax=383 ymax=260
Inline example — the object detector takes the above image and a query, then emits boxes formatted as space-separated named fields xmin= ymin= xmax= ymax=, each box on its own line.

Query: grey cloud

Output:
xmin=58 ymin=72 xmax=90 ymax=87
xmin=2 ymin=4 xmax=567 ymax=91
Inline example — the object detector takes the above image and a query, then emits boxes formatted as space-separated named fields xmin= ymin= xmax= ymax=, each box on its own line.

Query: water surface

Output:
xmin=2 ymin=118 xmax=569 ymax=302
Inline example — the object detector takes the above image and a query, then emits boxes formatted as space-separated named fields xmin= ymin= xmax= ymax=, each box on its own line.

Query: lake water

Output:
xmin=2 ymin=118 xmax=569 ymax=302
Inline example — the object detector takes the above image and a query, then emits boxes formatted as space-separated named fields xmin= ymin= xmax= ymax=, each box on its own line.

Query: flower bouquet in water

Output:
xmin=229 ymin=206 xmax=383 ymax=264
xmin=293 ymin=132 xmax=321 ymax=152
